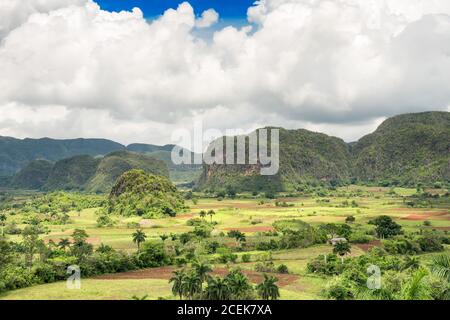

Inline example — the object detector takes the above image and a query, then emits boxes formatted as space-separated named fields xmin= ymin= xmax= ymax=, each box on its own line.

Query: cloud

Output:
xmin=196 ymin=9 xmax=219 ymax=28
xmin=0 ymin=0 xmax=450 ymax=145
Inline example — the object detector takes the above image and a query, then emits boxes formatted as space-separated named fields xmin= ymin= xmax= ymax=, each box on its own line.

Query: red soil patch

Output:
xmin=402 ymin=212 xmax=450 ymax=221
xmin=434 ymin=226 xmax=450 ymax=231
xmin=95 ymin=266 xmax=297 ymax=287
xmin=356 ymin=240 xmax=382 ymax=252
xmin=44 ymin=237 xmax=101 ymax=245
xmin=222 ymin=226 xmax=275 ymax=233
xmin=86 ymin=237 xmax=101 ymax=245
xmin=175 ymin=213 xmax=195 ymax=219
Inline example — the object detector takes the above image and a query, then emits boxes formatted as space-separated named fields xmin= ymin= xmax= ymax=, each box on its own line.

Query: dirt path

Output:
xmin=402 ymin=211 xmax=450 ymax=221
xmin=95 ymin=266 xmax=298 ymax=287
xmin=356 ymin=240 xmax=382 ymax=252
xmin=222 ymin=226 xmax=275 ymax=232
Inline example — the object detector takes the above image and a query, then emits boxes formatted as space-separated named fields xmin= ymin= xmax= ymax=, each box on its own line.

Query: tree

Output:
xmin=225 ymin=270 xmax=254 ymax=299
xmin=170 ymin=270 xmax=187 ymax=299
xmin=160 ymin=234 xmax=168 ymax=242
xmin=192 ymin=260 xmax=212 ymax=283
xmin=227 ymin=230 xmax=246 ymax=246
xmin=369 ymin=216 xmax=402 ymax=239
xmin=58 ymin=238 xmax=71 ymax=251
xmin=205 ymin=276 xmax=231 ymax=300
xmin=430 ymin=253 xmax=450 ymax=283
xmin=207 ymin=210 xmax=216 ymax=223
xmin=0 ymin=213 xmax=6 ymax=237
xmin=199 ymin=210 xmax=207 ymax=220
xmin=72 ymin=229 xmax=89 ymax=244
xmin=256 ymin=274 xmax=280 ymax=300
xmin=183 ymin=272 xmax=203 ymax=299
xmin=333 ymin=241 xmax=351 ymax=263
xmin=22 ymin=226 xmax=43 ymax=267
xmin=132 ymin=229 xmax=147 ymax=251
xmin=345 ymin=215 xmax=355 ymax=224
xmin=400 ymin=268 xmax=432 ymax=300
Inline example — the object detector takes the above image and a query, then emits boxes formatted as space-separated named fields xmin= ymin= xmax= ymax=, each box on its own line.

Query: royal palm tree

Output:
xmin=183 ymin=272 xmax=203 ymax=299
xmin=205 ymin=276 xmax=231 ymax=300
xmin=170 ymin=270 xmax=187 ymax=299
xmin=58 ymin=238 xmax=71 ymax=251
xmin=256 ymin=274 xmax=280 ymax=300
xmin=192 ymin=260 xmax=212 ymax=283
xmin=0 ymin=213 xmax=6 ymax=237
xmin=226 ymin=270 xmax=253 ymax=299
xmin=132 ymin=229 xmax=147 ymax=251
xmin=207 ymin=210 xmax=216 ymax=223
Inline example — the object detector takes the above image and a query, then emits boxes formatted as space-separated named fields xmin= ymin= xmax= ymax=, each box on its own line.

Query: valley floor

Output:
xmin=1 ymin=186 xmax=449 ymax=300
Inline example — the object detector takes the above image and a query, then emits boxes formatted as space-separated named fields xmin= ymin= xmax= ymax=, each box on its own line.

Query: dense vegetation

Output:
xmin=10 ymin=152 xmax=169 ymax=192
xmin=199 ymin=112 xmax=450 ymax=192
xmin=0 ymin=137 xmax=201 ymax=186
xmin=106 ymin=170 xmax=185 ymax=218
xmin=352 ymin=112 xmax=450 ymax=186
xmin=198 ymin=127 xmax=352 ymax=192
xmin=0 ymin=184 xmax=449 ymax=300
xmin=0 ymin=137 xmax=123 ymax=176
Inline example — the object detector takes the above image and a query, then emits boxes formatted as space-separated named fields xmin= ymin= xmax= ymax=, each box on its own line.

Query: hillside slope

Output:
xmin=85 ymin=151 xmax=169 ymax=193
xmin=43 ymin=155 xmax=100 ymax=191
xmin=198 ymin=128 xmax=352 ymax=192
xmin=352 ymin=111 xmax=450 ymax=185
xmin=11 ymin=160 xmax=53 ymax=190
xmin=0 ymin=137 xmax=123 ymax=176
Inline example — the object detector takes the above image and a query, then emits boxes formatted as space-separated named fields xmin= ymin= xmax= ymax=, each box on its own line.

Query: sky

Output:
xmin=1 ymin=0 xmax=450 ymax=149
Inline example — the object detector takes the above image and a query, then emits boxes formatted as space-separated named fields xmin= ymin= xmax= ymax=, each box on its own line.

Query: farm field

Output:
xmin=1 ymin=185 xmax=449 ymax=300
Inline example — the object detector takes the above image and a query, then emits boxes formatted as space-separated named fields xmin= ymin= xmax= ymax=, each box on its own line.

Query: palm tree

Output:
xmin=199 ymin=210 xmax=207 ymax=219
xmin=400 ymin=268 xmax=432 ymax=300
xmin=183 ymin=272 xmax=203 ymax=299
xmin=226 ymin=270 xmax=253 ymax=299
xmin=132 ymin=229 xmax=147 ymax=251
xmin=205 ymin=276 xmax=231 ymax=300
xmin=169 ymin=270 xmax=187 ymax=299
xmin=0 ymin=213 xmax=6 ymax=237
xmin=256 ymin=274 xmax=280 ymax=300
xmin=160 ymin=234 xmax=168 ymax=242
xmin=192 ymin=260 xmax=212 ymax=283
xmin=207 ymin=210 xmax=215 ymax=223
xmin=58 ymin=238 xmax=71 ymax=251
xmin=430 ymin=253 xmax=450 ymax=283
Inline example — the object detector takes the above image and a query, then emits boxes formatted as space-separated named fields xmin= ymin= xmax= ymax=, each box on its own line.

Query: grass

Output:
xmin=2 ymin=186 xmax=449 ymax=299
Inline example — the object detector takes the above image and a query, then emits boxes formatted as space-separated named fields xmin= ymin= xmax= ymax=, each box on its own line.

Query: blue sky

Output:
xmin=95 ymin=0 xmax=256 ymax=20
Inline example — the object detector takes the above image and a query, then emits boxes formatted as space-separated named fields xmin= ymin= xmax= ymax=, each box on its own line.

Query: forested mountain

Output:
xmin=0 ymin=137 xmax=123 ymax=176
xmin=198 ymin=112 xmax=450 ymax=191
xmin=11 ymin=151 xmax=168 ymax=192
xmin=2 ymin=112 xmax=449 ymax=192
xmin=351 ymin=111 xmax=450 ymax=185
xmin=0 ymin=137 xmax=200 ymax=184
xmin=197 ymin=128 xmax=352 ymax=192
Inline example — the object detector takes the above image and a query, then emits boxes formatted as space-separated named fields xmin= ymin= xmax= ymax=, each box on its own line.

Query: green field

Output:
xmin=1 ymin=186 xmax=449 ymax=300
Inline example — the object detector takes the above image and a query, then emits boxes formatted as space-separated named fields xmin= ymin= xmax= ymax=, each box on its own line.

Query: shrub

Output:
xmin=277 ymin=264 xmax=289 ymax=274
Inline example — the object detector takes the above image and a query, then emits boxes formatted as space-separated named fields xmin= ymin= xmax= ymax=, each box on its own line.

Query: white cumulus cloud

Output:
xmin=0 ymin=0 xmax=449 ymax=146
